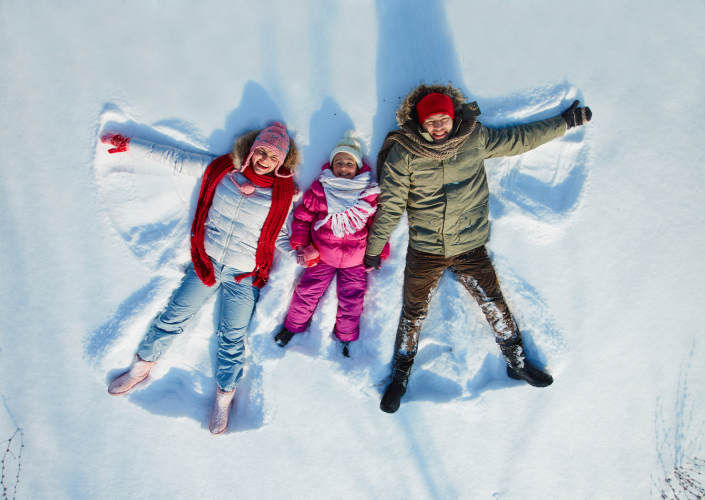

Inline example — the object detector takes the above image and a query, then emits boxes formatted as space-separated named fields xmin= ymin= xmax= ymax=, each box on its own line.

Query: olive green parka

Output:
xmin=367 ymin=84 xmax=566 ymax=258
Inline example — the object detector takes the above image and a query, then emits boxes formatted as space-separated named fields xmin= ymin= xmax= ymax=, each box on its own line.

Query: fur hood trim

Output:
xmin=230 ymin=129 xmax=301 ymax=173
xmin=395 ymin=83 xmax=467 ymax=126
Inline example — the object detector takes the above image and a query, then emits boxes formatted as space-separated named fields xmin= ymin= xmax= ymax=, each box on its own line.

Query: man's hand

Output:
xmin=364 ymin=253 xmax=382 ymax=273
xmin=101 ymin=133 xmax=131 ymax=153
xmin=562 ymin=100 xmax=592 ymax=130
xmin=296 ymin=245 xmax=320 ymax=268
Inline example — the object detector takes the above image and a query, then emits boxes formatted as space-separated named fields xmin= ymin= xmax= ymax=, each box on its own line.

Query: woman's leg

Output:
xmin=137 ymin=264 xmax=220 ymax=362
xmin=213 ymin=273 xmax=259 ymax=392
xmin=334 ymin=264 xmax=367 ymax=342
xmin=283 ymin=263 xmax=337 ymax=334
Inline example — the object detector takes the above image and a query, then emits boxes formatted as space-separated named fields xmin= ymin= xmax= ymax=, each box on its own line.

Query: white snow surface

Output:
xmin=1 ymin=1 xmax=704 ymax=498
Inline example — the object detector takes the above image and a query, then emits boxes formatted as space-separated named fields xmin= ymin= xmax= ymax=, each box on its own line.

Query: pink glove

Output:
xmin=101 ymin=133 xmax=131 ymax=154
xmin=296 ymin=245 xmax=320 ymax=267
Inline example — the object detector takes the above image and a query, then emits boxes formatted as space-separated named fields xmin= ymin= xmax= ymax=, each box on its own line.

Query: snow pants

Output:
xmin=284 ymin=262 xmax=367 ymax=342
xmin=394 ymin=245 xmax=519 ymax=367
xmin=137 ymin=261 xmax=259 ymax=392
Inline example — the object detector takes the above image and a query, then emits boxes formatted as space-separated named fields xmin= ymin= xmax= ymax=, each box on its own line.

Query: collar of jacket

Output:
xmin=401 ymin=102 xmax=482 ymax=143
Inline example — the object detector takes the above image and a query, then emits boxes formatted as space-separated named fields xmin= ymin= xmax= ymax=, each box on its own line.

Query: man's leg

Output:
xmin=381 ymin=246 xmax=449 ymax=413
xmin=394 ymin=246 xmax=449 ymax=362
xmin=448 ymin=246 xmax=519 ymax=344
xmin=449 ymin=246 xmax=552 ymax=387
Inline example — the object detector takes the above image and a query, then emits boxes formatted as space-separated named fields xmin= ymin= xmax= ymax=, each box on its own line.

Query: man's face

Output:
xmin=421 ymin=113 xmax=453 ymax=144
xmin=250 ymin=147 xmax=279 ymax=175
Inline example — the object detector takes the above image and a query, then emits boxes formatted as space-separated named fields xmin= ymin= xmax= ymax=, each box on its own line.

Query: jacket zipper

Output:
xmin=220 ymin=191 xmax=246 ymax=263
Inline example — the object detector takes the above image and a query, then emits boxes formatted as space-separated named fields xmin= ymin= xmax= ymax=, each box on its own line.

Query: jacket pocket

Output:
xmin=454 ymin=203 xmax=489 ymax=246
xmin=408 ymin=211 xmax=442 ymax=245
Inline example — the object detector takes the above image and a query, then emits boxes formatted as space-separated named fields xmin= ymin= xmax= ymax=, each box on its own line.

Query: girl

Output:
xmin=274 ymin=131 xmax=388 ymax=357
xmin=104 ymin=122 xmax=299 ymax=435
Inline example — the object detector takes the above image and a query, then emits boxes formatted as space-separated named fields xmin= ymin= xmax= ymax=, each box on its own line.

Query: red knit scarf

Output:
xmin=190 ymin=154 xmax=294 ymax=288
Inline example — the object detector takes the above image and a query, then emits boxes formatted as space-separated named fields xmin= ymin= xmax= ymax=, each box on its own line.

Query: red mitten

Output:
xmin=303 ymin=245 xmax=320 ymax=267
xmin=101 ymin=133 xmax=131 ymax=154
xmin=297 ymin=246 xmax=320 ymax=267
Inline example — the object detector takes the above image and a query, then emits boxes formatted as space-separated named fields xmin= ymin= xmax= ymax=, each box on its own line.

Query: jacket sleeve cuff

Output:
xmin=289 ymin=233 xmax=310 ymax=248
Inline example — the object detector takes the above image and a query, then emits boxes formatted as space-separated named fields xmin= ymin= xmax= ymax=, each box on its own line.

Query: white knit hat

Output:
xmin=330 ymin=130 xmax=363 ymax=167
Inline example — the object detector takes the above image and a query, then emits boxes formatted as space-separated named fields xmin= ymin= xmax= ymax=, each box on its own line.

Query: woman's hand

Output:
xmin=101 ymin=133 xmax=131 ymax=154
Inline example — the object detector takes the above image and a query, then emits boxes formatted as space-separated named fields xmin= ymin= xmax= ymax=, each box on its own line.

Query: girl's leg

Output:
xmin=284 ymin=263 xmax=337 ymax=333
xmin=137 ymin=264 xmax=220 ymax=362
xmin=213 ymin=273 xmax=260 ymax=392
xmin=334 ymin=264 xmax=367 ymax=341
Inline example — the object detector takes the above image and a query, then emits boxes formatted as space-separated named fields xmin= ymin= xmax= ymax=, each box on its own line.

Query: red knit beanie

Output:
xmin=416 ymin=93 xmax=455 ymax=124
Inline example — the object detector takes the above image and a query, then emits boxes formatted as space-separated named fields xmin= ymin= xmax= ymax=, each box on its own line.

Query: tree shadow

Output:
xmin=297 ymin=96 xmax=356 ymax=190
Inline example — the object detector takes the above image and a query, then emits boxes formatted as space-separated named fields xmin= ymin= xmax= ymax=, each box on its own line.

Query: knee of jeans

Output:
xmin=217 ymin=327 xmax=246 ymax=344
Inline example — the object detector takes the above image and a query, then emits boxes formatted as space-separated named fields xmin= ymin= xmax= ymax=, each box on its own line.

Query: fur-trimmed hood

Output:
xmin=395 ymin=83 xmax=469 ymax=126
xmin=230 ymin=129 xmax=301 ymax=174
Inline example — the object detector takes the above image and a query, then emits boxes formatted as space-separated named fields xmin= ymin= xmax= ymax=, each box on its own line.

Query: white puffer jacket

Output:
xmin=131 ymin=138 xmax=294 ymax=272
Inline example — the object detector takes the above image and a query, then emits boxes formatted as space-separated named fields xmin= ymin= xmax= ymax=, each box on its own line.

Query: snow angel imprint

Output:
xmin=365 ymin=84 xmax=592 ymax=413
xmin=103 ymin=122 xmax=300 ymax=435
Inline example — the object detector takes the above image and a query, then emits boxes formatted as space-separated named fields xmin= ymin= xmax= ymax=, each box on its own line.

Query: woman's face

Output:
xmin=250 ymin=147 xmax=280 ymax=175
xmin=421 ymin=113 xmax=453 ymax=143
xmin=331 ymin=152 xmax=359 ymax=179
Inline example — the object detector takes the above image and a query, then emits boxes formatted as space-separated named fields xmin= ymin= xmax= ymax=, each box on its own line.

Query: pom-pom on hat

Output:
xmin=416 ymin=92 xmax=455 ymax=124
xmin=329 ymin=130 xmax=363 ymax=167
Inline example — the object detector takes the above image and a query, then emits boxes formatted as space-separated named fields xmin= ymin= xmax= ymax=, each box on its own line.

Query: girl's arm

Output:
xmin=289 ymin=186 xmax=321 ymax=249
xmin=129 ymin=138 xmax=216 ymax=178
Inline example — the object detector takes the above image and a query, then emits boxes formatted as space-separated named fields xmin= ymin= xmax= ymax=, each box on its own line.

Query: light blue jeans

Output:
xmin=137 ymin=261 xmax=259 ymax=392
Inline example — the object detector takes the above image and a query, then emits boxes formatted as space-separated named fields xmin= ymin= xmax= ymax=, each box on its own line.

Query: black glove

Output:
xmin=562 ymin=100 xmax=592 ymax=130
xmin=364 ymin=253 xmax=382 ymax=273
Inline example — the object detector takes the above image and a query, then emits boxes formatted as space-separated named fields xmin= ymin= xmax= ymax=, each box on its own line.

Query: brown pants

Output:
xmin=394 ymin=245 xmax=520 ymax=365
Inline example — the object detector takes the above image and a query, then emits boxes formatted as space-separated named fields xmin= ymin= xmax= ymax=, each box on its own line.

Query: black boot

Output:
xmin=500 ymin=341 xmax=553 ymax=387
xmin=341 ymin=341 xmax=350 ymax=358
xmin=274 ymin=326 xmax=295 ymax=347
xmin=380 ymin=358 xmax=413 ymax=413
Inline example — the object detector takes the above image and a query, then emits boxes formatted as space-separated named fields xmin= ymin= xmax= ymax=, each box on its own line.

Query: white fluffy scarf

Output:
xmin=313 ymin=169 xmax=381 ymax=238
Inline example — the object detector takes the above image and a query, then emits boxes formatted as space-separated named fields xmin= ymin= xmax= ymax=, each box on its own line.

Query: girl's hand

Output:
xmin=101 ymin=133 xmax=131 ymax=154
xmin=297 ymin=246 xmax=320 ymax=267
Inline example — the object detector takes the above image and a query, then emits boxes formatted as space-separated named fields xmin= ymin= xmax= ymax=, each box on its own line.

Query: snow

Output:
xmin=1 ymin=0 xmax=704 ymax=498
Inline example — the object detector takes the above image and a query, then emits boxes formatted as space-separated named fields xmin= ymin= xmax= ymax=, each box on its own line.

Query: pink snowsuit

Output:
xmin=284 ymin=163 xmax=388 ymax=341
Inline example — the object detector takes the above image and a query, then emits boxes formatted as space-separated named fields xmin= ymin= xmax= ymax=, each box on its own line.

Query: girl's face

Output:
xmin=331 ymin=153 xmax=359 ymax=179
xmin=250 ymin=147 xmax=280 ymax=175
xmin=421 ymin=113 xmax=453 ymax=143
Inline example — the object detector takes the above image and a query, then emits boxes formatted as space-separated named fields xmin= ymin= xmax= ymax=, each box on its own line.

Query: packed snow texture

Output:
xmin=1 ymin=1 xmax=704 ymax=499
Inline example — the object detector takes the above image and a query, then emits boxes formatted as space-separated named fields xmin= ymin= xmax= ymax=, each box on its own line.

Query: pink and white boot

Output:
xmin=209 ymin=387 xmax=236 ymax=435
xmin=108 ymin=355 xmax=155 ymax=396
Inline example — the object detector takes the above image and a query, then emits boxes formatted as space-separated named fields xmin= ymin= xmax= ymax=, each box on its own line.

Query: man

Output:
xmin=365 ymin=83 xmax=591 ymax=413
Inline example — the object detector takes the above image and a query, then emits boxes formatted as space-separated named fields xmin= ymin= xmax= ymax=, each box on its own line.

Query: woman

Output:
xmin=104 ymin=122 xmax=299 ymax=434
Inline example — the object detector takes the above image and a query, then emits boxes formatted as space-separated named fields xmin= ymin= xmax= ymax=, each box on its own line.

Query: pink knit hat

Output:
xmin=241 ymin=122 xmax=292 ymax=178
